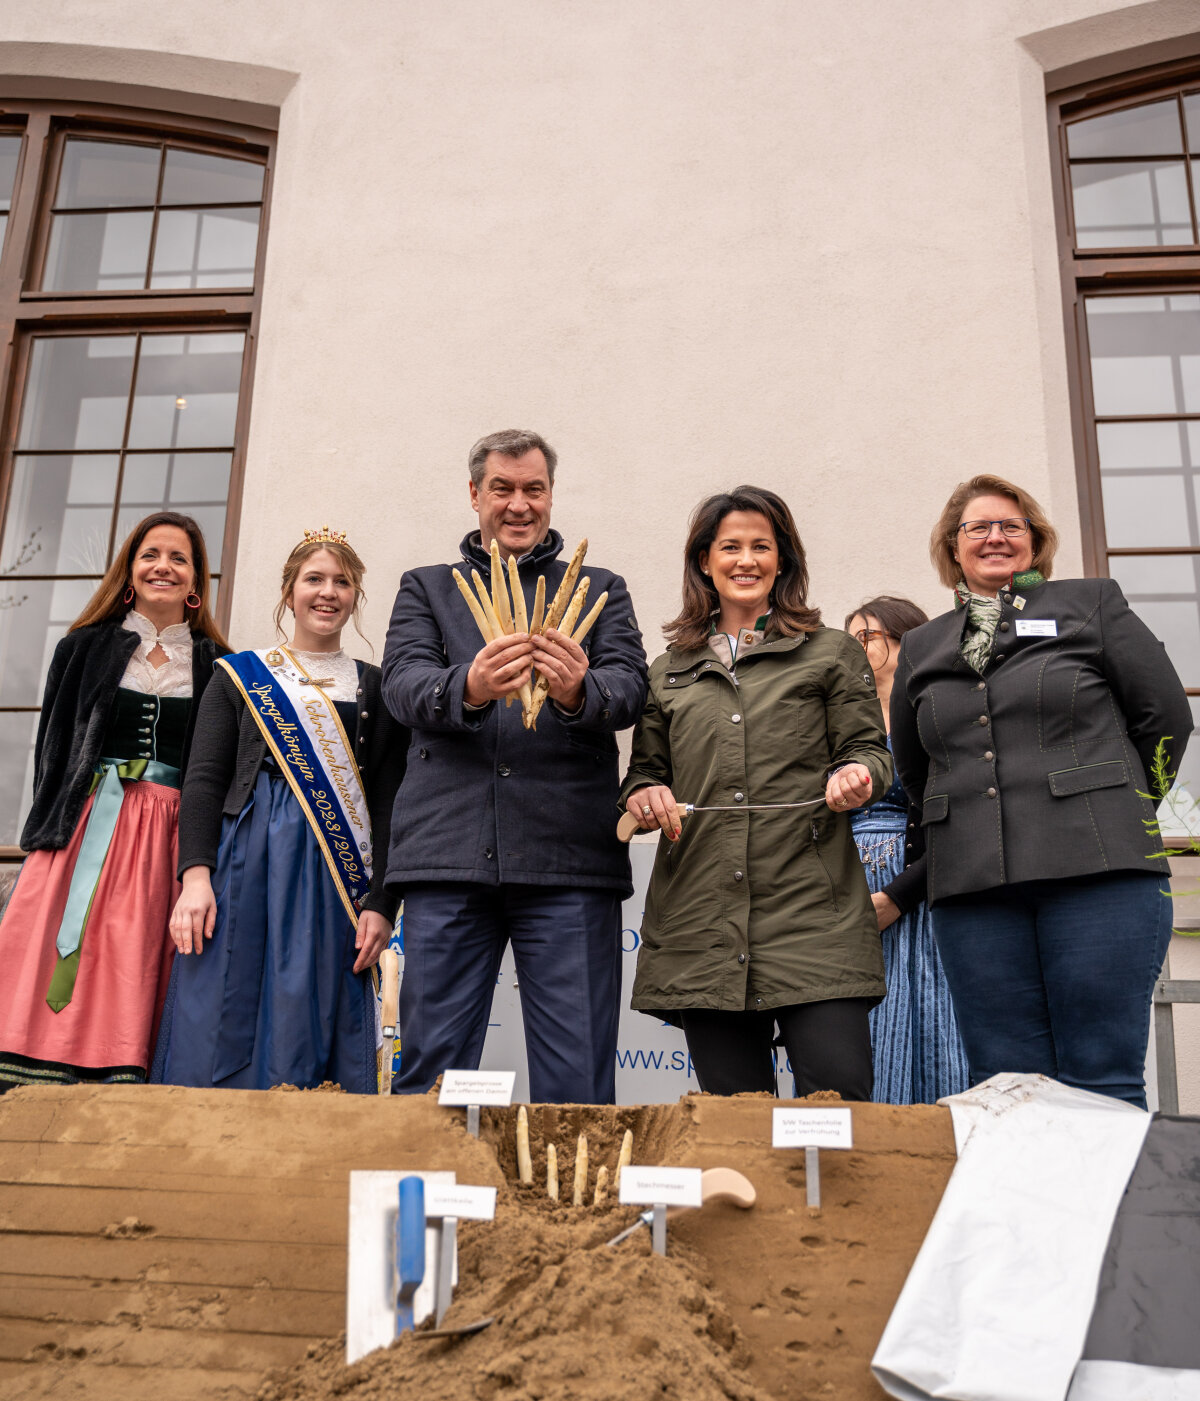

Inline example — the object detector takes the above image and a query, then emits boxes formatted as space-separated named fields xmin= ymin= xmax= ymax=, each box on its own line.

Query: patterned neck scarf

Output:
xmin=955 ymin=586 xmax=1000 ymax=673
xmin=953 ymin=571 xmax=1044 ymax=673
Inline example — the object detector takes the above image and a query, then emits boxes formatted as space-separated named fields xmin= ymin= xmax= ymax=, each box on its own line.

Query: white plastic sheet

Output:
xmin=871 ymin=1074 xmax=1152 ymax=1401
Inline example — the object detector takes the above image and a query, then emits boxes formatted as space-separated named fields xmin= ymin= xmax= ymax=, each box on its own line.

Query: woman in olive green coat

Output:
xmin=621 ymin=487 xmax=890 ymax=1098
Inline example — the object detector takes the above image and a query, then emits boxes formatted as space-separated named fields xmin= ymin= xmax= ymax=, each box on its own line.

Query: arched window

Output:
xmin=0 ymin=99 xmax=274 ymax=854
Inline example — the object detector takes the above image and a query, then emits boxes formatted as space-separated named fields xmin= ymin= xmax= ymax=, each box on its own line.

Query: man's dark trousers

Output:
xmin=394 ymin=882 xmax=622 ymax=1104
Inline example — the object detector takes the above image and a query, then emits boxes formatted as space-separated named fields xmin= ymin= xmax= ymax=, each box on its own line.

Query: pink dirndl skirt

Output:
xmin=0 ymin=778 xmax=180 ymax=1088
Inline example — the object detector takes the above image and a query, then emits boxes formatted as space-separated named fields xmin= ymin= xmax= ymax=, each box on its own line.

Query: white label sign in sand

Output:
xmin=439 ymin=1070 xmax=516 ymax=1105
xmin=424 ymin=1184 xmax=498 ymax=1220
xmin=773 ymin=1107 xmax=853 ymax=1149
xmin=619 ymin=1165 xmax=703 ymax=1207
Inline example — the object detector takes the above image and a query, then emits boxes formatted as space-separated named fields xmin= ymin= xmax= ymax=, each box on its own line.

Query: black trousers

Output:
xmin=679 ymin=999 xmax=874 ymax=1099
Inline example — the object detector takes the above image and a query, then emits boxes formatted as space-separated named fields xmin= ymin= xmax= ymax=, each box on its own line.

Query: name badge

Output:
xmin=1015 ymin=619 xmax=1057 ymax=638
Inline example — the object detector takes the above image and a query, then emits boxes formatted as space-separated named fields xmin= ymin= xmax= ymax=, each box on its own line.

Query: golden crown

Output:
xmin=301 ymin=525 xmax=348 ymax=546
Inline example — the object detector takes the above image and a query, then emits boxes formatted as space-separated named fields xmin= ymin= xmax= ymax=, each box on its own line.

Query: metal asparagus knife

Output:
xmin=617 ymin=796 xmax=828 ymax=843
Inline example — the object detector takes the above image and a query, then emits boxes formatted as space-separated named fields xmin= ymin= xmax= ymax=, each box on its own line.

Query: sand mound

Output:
xmin=0 ymin=1087 xmax=957 ymax=1400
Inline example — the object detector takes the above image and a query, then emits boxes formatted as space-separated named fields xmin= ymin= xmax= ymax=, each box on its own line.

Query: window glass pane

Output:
xmin=1 ymin=454 xmax=120 ymax=575
xmin=126 ymin=333 xmax=244 ymax=450
xmin=56 ymin=139 xmax=160 ymax=209
xmin=0 ymin=577 xmax=99 ymax=706
xmin=160 ymin=148 xmax=264 ymax=206
xmin=1067 ymin=99 xmax=1183 ymax=158
xmin=150 ymin=208 xmax=259 ymax=289
xmin=1086 ymin=295 xmax=1200 ymax=416
xmin=0 ymin=134 xmax=19 ymax=211
xmin=0 ymin=711 xmax=39 ymax=847
xmin=1183 ymin=94 xmax=1200 ymax=153
xmin=42 ymin=210 xmax=152 ymax=291
xmin=1098 ymin=422 xmax=1200 ymax=548
xmin=17 ymin=336 xmax=137 ymax=451
xmin=1108 ymin=554 xmax=1200 ymax=687
xmin=1070 ymin=162 xmax=1192 ymax=247
xmin=116 ymin=452 xmax=231 ymax=568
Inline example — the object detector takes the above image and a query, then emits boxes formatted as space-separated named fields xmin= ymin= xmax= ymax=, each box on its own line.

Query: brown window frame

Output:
xmin=0 ymin=98 xmax=275 ymax=860
xmin=1051 ymin=58 xmax=1200 ymax=580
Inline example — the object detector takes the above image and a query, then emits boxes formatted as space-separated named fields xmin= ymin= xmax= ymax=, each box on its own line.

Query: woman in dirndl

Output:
xmin=0 ymin=512 xmax=228 ymax=1091
xmin=845 ymin=596 xmax=969 ymax=1104
xmin=153 ymin=528 xmax=406 ymax=1093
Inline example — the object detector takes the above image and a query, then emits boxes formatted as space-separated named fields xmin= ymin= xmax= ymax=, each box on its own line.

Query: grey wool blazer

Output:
xmin=889 ymin=575 xmax=1192 ymax=904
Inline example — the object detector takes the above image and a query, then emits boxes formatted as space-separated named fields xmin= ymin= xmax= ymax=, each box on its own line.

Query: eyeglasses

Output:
xmin=853 ymin=628 xmax=893 ymax=652
xmin=957 ymin=517 xmax=1031 ymax=540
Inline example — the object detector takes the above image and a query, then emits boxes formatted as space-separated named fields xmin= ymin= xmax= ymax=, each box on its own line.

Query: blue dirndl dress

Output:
xmin=851 ymin=748 xmax=969 ymax=1105
xmin=152 ymin=699 xmax=376 ymax=1093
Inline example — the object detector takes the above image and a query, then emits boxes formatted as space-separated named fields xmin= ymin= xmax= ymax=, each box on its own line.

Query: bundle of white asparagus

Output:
xmin=451 ymin=538 xmax=608 ymax=731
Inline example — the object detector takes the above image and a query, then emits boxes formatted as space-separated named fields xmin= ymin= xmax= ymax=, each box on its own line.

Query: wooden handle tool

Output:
xmin=617 ymin=803 xmax=689 ymax=844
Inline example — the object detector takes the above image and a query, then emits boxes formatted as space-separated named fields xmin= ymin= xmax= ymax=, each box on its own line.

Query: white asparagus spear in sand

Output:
xmin=593 ymin=1164 xmax=609 ymax=1207
xmin=573 ymin=1133 xmax=588 ymax=1207
xmin=547 ymin=1142 xmax=559 ymax=1201
xmin=516 ymin=1105 xmax=532 ymax=1185
xmin=614 ymin=1129 xmax=633 ymax=1192
xmin=452 ymin=568 xmax=495 ymax=643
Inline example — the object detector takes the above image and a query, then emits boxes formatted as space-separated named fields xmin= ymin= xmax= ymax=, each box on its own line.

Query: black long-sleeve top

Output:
xmin=20 ymin=622 xmax=225 ymax=852
xmin=176 ymin=660 xmax=407 ymax=920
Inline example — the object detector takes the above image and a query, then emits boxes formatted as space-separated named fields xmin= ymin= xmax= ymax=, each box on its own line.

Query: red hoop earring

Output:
xmin=186 ymin=592 xmax=202 ymax=611
xmin=123 ymin=585 xmax=135 ymax=605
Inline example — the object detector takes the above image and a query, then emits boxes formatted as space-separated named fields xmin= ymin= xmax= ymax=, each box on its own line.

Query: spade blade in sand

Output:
xmin=411 ymin=1316 xmax=495 ymax=1341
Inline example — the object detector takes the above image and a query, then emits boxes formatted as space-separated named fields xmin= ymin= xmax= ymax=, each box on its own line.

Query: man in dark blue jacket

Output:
xmin=382 ymin=429 xmax=648 ymax=1103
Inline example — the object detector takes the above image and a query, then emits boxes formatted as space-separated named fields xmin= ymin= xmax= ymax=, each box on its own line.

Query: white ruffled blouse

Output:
xmin=119 ymin=612 xmax=194 ymax=697
xmin=287 ymin=647 xmax=359 ymax=703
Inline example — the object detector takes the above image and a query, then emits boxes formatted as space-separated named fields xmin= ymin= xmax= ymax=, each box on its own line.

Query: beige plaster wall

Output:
xmin=2 ymin=0 xmax=1199 ymax=1103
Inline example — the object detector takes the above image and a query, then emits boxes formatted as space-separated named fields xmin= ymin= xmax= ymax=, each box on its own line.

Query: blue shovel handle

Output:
xmin=395 ymin=1176 xmax=426 ymax=1334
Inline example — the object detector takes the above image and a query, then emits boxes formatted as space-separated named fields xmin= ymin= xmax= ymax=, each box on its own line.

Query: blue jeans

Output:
xmin=932 ymin=872 xmax=1171 ymax=1108
xmin=393 ymin=882 xmax=623 ymax=1104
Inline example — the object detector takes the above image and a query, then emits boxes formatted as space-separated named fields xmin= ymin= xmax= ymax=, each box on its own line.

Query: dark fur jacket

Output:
xmin=20 ymin=621 xmax=226 ymax=853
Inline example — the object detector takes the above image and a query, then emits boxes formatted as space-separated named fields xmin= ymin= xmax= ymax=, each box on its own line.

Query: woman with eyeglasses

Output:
xmin=845 ymin=596 xmax=969 ymax=1104
xmin=890 ymin=474 xmax=1190 ymax=1107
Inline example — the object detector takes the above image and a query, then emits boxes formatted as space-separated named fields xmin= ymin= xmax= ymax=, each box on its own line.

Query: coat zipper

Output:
xmin=811 ymin=818 xmax=840 ymax=912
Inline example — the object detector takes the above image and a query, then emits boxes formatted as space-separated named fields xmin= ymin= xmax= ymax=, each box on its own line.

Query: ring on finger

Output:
xmin=642 ymin=805 xmax=652 ymax=815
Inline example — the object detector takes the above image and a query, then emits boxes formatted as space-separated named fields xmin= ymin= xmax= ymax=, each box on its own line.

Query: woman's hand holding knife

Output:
xmin=626 ymin=785 xmax=682 ymax=841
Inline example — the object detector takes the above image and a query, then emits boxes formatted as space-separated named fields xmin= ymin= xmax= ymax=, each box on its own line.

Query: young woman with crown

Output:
xmin=0 ymin=512 xmax=228 ymax=1092
xmin=152 ymin=528 xmax=407 ymax=1093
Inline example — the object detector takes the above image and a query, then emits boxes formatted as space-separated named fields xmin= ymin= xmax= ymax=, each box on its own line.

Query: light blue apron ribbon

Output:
xmin=46 ymin=757 xmax=181 ymax=1012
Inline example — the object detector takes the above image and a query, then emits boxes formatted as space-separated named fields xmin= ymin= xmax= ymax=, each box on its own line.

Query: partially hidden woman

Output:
xmin=0 ymin=512 xmax=227 ymax=1091
xmin=153 ymin=528 xmax=407 ymax=1092
xmin=845 ymin=595 xmax=969 ymax=1104
xmin=621 ymin=487 xmax=892 ymax=1098
xmin=890 ymin=474 xmax=1191 ymax=1108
